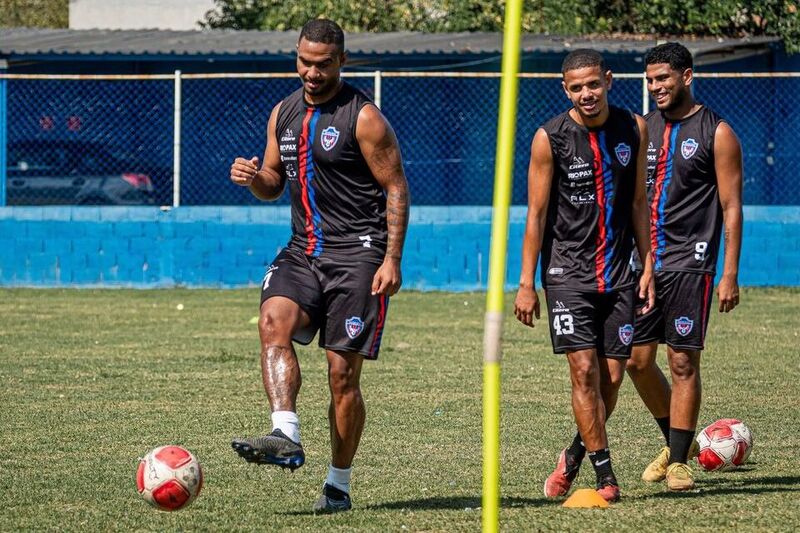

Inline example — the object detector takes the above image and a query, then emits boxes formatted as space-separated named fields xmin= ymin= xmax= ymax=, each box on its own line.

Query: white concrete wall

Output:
xmin=69 ymin=0 xmax=217 ymax=30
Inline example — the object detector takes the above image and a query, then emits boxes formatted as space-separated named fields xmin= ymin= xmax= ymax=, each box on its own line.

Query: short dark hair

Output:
xmin=299 ymin=19 xmax=345 ymax=53
xmin=645 ymin=42 xmax=693 ymax=71
xmin=561 ymin=49 xmax=607 ymax=75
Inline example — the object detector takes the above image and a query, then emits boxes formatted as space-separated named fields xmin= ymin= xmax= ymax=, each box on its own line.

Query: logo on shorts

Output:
xmin=552 ymin=300 xmax=570 ymax=313
xmin=321 ymin=126 xmax=340 ymax=151
xmin=618 ymin=324 xmax=634 ymax=346
xmin=345 ymin=316 xmax=365 ymax=339
xmin=681 ymin=138 xmax=699 ymax=159
xmin=675 ymin=316 xmax=694 ymax=336
xmin=262 ymin=265 xmax=278 ymax=290
xmin=614 ymin=143 xmax=632 ymax=166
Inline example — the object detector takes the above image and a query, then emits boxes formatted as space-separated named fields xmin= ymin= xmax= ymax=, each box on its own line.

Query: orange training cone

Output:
xmin=562 ymin=488 xmax=610 ymax=508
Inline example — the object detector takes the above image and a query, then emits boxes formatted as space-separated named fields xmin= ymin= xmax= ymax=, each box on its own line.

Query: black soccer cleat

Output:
xmin=312 ymin=483 xmax=352 ymax=514
xmin=231 ymin=429 xmax=305 ymax=471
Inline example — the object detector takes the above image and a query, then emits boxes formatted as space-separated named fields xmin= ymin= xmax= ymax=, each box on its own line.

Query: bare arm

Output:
xmin=229 ymin=102 xmax=286 ymax=201
xmin=632 ymin=115 xmax=655 ymax=313
xmin=714 ymin=121 xmax=744 ymax=313
xmin=356 ymin=103 xmax=410 ymax=296
xmin=514 ymin=128 xmax=553 ymax=327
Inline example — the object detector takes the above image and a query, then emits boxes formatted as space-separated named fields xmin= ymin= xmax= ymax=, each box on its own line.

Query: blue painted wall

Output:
xmin=1 ymin=206 xmax=798 ymax=289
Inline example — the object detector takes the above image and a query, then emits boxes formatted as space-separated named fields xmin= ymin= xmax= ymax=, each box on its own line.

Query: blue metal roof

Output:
xmin=0 ymin=27 xmax=779 ymax=58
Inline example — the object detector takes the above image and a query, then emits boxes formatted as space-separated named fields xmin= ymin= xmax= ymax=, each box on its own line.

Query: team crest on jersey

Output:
xmin=321 ymin=126 xmax=340 ymax=151
xmin=675 ymin=316 xmax=694 ymax=336
xmin=345 ymin=316 xmax=364 ymax=339
xmin=618 ymin=324 xmax=634 ymax=346
xmin=614 ymin=143 xmax=632 ymax=166
xmin=681 ymin=138 xmax=699 ymax=159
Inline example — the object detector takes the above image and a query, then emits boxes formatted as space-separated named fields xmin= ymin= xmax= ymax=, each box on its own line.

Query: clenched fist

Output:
xmin=230 ymin=156 xmax=260 ymax=187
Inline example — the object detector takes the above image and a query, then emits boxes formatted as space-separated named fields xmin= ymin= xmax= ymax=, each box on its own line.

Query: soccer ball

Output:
xmin=136 ymin=445 xmax=203 ymax=511
xmin=696 ymin=418 xmax=753 ymax=472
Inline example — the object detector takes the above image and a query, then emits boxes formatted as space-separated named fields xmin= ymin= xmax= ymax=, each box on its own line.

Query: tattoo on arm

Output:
xmin=366 ymin=120 xmax=409 ymax=261
xmin=385 ymin=187 xmax=409 ymax=260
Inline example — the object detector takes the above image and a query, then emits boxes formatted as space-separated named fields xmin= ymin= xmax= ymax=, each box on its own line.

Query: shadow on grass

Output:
xmin=636 ymin=474 xmax=800 ymax=499
xmin=277 ymin=495 xmax=551 ymax=516
xmin=364 ymin=495 xmax=550 ymax=511
xmin=275 ymin=475 xmax=800 ymax=515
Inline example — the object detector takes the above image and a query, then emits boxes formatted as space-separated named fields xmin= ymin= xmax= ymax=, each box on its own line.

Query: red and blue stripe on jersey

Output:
xmin=298 ymin=107 xmax=325 ymax=257
xmin=650 ymin=123 xmax=681 ymax=270
xmin=588 ymin=131 xmax=615 ymax=293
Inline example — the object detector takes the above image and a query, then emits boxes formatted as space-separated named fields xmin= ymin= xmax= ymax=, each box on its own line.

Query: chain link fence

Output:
xmin=1 ymin=72 xmax=798 ymax=206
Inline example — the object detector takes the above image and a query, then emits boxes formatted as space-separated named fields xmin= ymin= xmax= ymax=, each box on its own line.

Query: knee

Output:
xmin=626 ymin=356 xmax=649 ymax=376
xmin=570 ymin=360 xmax=598 ymax=390
xmin=329 ymin=363 xmax=361 ymax=399
xmin=670 ymin=354 xmax=698 ymax=381
xmin=626 ymin=346 xmax=656 ymax=376
xmin=259 ymin=308 xmax=293 ymax=345
xmin=606 ymin=368 xmax=625 ymax=392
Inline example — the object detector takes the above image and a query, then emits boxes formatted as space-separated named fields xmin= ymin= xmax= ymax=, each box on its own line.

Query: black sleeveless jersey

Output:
xmin=645 ymin=106 xmax=725 ymax=273
xmin=275 ymin=82 xmax=387 ymax=257
xmin=540 ymin=106 xmax=640 ymax=293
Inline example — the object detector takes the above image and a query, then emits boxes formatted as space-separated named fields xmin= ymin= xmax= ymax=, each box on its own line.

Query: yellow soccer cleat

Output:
xmin=641 ymin=440 xmax=701 ymax=482
xmin=642 ymin=446 xmax=670 ymax=482
xmin=666 ymin=462 xmax=696 ymax=491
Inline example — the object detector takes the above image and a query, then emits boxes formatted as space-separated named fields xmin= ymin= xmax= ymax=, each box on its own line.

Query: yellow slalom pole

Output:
xmin=482 ymin=1 xmax=523 ymax=532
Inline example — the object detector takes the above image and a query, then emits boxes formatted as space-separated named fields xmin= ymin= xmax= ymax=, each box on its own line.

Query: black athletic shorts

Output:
xmin=634 ymin=270 xmax=715 ymax=351
xmin=544 ymin=285 xmax=636 ymax=359
xmin=260 ymin=246 xmax=389 ymax=359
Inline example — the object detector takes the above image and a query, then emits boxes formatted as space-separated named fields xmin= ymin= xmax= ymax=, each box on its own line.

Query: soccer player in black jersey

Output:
xmin=628 ymin=42 xmax=743 ymax=491
xmin=228 ymin=19 xmax=410 ymax=513
xmin=514 ymin=49 xmax=655 ymax=502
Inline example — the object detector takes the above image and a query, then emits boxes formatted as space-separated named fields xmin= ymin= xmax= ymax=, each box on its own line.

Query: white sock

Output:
xmin=325 ymin=465 xmax=352 ymax=495
xmin=271 ymin=410 xmax=300 ymax=444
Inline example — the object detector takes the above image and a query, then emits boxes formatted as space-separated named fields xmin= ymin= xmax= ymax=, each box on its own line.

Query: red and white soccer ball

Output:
xmin=696 ymin=418 xmax=753 ymax=472
xmin=136 ymin=445 xmax=203 ymax=511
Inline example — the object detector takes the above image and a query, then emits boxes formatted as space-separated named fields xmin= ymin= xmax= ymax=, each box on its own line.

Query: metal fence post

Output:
xmin=642 ymin=74 xmax=649 ymax=115
xmin=0 ymin=60 xmax=7 ymax=207
xmin=173 ymin=69 xmax=182 ymax=207
xmin=373 ymin=70 xmax=382 ymax=109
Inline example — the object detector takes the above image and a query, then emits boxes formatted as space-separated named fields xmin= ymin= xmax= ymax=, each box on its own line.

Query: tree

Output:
xmin=200 ymin=0 xmax=800 ymax=53
xmin=0 ymin=0 xmax=68 ymax=28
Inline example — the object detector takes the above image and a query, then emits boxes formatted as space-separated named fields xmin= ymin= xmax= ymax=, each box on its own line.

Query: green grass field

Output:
xmin=1 ymin=288 xmax=798 ymax=531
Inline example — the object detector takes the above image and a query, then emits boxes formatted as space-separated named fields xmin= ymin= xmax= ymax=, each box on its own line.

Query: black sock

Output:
xmin=656 ymin=417 xmax=671 ymax=445
xmin=588 ymin=448 xmax=616 ymax=486
xmin=668 ymin=428 xmax=696 ymax=465
xmin=567 ymin=431 xmax=586 ymax=461
xmin=564 ymin=431 xmax=585 ymax=481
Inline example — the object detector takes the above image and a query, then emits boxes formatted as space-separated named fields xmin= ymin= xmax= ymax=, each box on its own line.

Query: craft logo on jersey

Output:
xmin=681 ymin=138 xmax=699 ymax=159
xmin=321 ymin=126 xmax=340 ymax=151
xmin=345 ymin=316 xmax=364 ymax=339
xmin=675 ymin=316 xmax=694 ymax=336
xmin=618 ymin=324 xmax=634 ymax=346
xmin=614 ymin=143 xmax=632 ymax=166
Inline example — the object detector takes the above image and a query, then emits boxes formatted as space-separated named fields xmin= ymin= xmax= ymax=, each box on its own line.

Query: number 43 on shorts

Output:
xmin=553 ymin=314 xmax=574 ymax=335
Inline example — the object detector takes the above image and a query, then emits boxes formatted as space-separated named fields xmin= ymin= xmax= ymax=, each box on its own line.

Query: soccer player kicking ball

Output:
xmin=228 ymin=19 xmax=409 ymax=513
xmin=626 ymin=42 xmax=743 ymax=491
xmin=514 ymin=49 xmax=655 ymax=502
